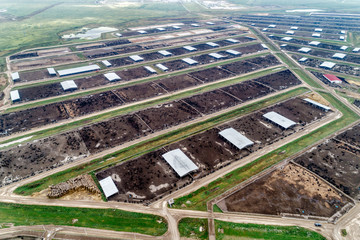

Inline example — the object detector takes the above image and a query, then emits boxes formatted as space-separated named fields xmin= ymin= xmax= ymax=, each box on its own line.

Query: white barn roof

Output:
xmin=286 ymin=31 xmax=294 ymax=35
xmin=290 ymin=26 xmax=299 ymax=30
xmin=11 ymin=72 xmax=20 ymax=81
xmin=262 ymin=28 xmax=268 ymax=31
xmin=281 ymin=37 xmax=293 ymax=41
xmin=261 ymin=44 xmax=268 ymax=49
xmin=173 ymin=25 xmax=181 ymax=29
xmin=10 ymin=90 xmax=20 ymax=102
xmin=158 ymin=50 xmax=172 ymax=56
xmin=156 ymin=27 xmax=166 ymax=31
xmin=304 ymin=98 xmax=331 ymax=111
xmin=162 ymin=149 xmax=199 ymax=177
xmin=314 ymin=28 xmax=323 ymax=32
xmin=191 ymin=23 xmax=200 ymax=27
xmin=144 ymin=66 xmax=157 ymax=73
xmin=299 ymin=57 xmax=308 ymax=62
xmin=182 ymin=58 xmax=198 ymax=65
xmin=219 ymin=128 xmax=254 ymax=150
xmin=99 ymin=176 xmax=119 ymax=198
xmin=309 ymin=41 xmax=321 ymax=46
xmin=206 ymin=42 xmax=219 ymax=47
xmin=340 ymin=46 xmax=348 ymax=51
xmin=129 ymin=55 xmax=144 ymax=62
xmin=47 ymin=68 xmax=56 ymax=75
xmin=60 ymin=80 xmax=78 ymax=91
xmin=340 ymin=36 xmax=345 ymax=40
xmin=263 ymin=111 xmax=296 ymax=129
xmin=57 ymin=65 xmax=100 ymax=77
xmin=156 ymin=63 xmax=169 ymax=71
xmin=320 ymin=61 xmax=336 ymax=69
xmin=226 ymin=38 xmax=240 ymax=43
xmin=353 ymin=48 xmax=360 ymax=52
xmin=332 ymin=53 xmax=346 ymax=59
xmin=268 ymin=24 xmax=276 ymax=28
xmin=298 ymin=47 xmax=311 ymax=53
xmin=183 ymin=46 xmax=197 ymax=51
xmin=102 ymin=60 xmax=112 ymax=67
xmin=137 ymin=30 xmax=147 ymax=34
xmin=226 ymin=49 xmax=241 ymax=55
xmin=208 ymin=53 xmax=225 ymax=59
xmin=104 ymin=72 xmax=121 ymax=82
xmin=206 ymin=21 xmax=215 ymax=25
xmin=312 ymin=33 xmax=321 ymax=38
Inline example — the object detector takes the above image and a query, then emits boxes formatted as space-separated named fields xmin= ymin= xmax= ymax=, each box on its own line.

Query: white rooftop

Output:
xmin=268 ymin=24 xmax=276 ymax=28
xmin=191 ymin=23 xmax=200 ymax=27
xmin=102 ymin=60 xmax=112 ymax=67
xmin=286 ymin=31 xmax=295 ymax=35
xmin=206 ymin=42 xmax=219 ymax=47
xmin=262 ymin=28 xmax=268 ymax=31
xmin=281 ymin=37 xmax=293 ymax=41
xmin=158 ymin=50 xmax=172 ymax=56
xmin=341 ymin=30 xmax=346 ymax=34
xmin=340 ymin=46 xmax=348 ymax=51
xmin=226 ymin=49 xmax=241 ymax=55
xmin=144 ymin=66 xmax=157 ymax=73
xmin=263 ymin=111 xmax=296 ymax=129
xmin=173 ymin=25 xmax=181 ymax=29
xmin=156 ymin=63 xmax=169 ymax=71
xmin=340 ymin=36 xmax=345 ymax=40
xmin=261 ymin=44 xmax=268 ymax=49
xmin=332 ymin=53 xmax=347 ymax=59
xmin=304 ymin=98 xmax=331 ymax=111
xmin=298 ymin=47 xmax=312 ymax=53
xmin=312 ymin=33 xmax=321 ymax=37
xmin=182 ymin=58 xmax=198 ymax=65
xmin=290 ymin=26 xmax=299 ymax=30
xmin=280 ymin=44 xmax=288 ymax=47
xmin=309 ymin=41 xmax=321 ymax=46
xmin=129 ymin=55 xmax=144 ymax=62
xmin=219 ymin=128 xmax=254 ymax=150
xmin=353 ymin=48 xmax=360 ymax=52
xmin=47 ymin=68 xmax=56 ymax=75
xmin=226 ymin=38 xmax=240 ymax=43
xmin=208 ymin=53 xmax=225 ymax=59
xmin=156 ymin=27 xmax=166 ymax=31
xmin=162 ymin=149 xmax=199 ymax=177
xmin=60 ymin=80 xmax=78 ymax=91
xmin=314 ymin=28 xmax=323 ymax=32
xmin=299 ymin=57 xmax=308 ymax=62
xmin=104 ymin=72 xmax=121 ymax=82
xmin=138 ymin=30 xmax=147 ymax=34
xmin=183 ymin=46 xmax=197 ymax=51
xmin=206 ymin=21 xmax=215 ymax=25
xmin=320 ymin=61 xmax=336 ymax=69
xmin=11 ymin=72 xmax=20 ymax=81
xmin=99 ymin=176 xmax=119 ymax=198
xmin=10 ymin=90 xmax=20 ymax=102
xmin=57 ymin=65 xmax=100 ymax=77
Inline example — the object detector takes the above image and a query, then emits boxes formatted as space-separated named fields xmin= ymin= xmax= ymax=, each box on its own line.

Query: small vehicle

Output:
xmin=314 ymin=223 xmax=322 ymax=227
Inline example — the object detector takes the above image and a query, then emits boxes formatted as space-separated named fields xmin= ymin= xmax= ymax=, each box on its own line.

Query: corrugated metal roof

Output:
xmin=99 ymin=176 xmax=119 ymax=198
xmin=47 ymin=68 xmax=56 ymax=75
xmin=173 ymin=25 xmax=181 ymax=29
xmin=208 ymin=53 xmax=225 ymax=59
xmin=219 ymin=128 xmax=254 ymax=150
xmin=206 ymin=21 xmax=215 ymax=25
xmin=57 ymin=65 xmax=100 ymax=77
xmin=320 ymin=61 xmax=336 ymax=69
xmin=312 ymin=33 xmax=321 ymax=37
xmin=60 ymin=80 xmax=78 ymax=91
xmin=332 ymin=53 xmax=346 ymax=59
xmin=162 ymin=149 xmax=199 ymax=177
xmin=137 ymin=30 xmax=147 ymax=34
xmin=261 ymin=44 xmax=268 ymax=49
xmin=226 ymin=49 xmax=241 ymax=55
xmin=226 ymin=38 xmax=239 ymax=43
xmin=314 ymin=28 xmax=323 ymax=32
xmin=353 ymin=48 xmax=360 ymax=52
xmin=155 ymin=63 xmax=169 ymax=71
xmin=104 ymin=73 xmax=121 ymax=82
xmin=156 ymin=27 xmax=166 ymax=31
xmin=191 ymin=23 xmax=200 ymax=27
xmin=10 ymin=90 xmax=20 ymax=101
xmin=340 ymin=46 xmax=348 ymax=51
xmin=263 ymin=111 xmax=296 ymax=129
xmin=268 ymin=24 xmax=276 ymax=28
xmin=309 ymin=41 xmax=321 ymax=46
xmin=285 ymin=31 xmax=294 ymax=35
xmin=11 ymin=72 xmax=19 ymax=80
xmin=102 ymin=60 xmax=112 ymax=67
xmin=304 ymin=98 xmax=331 ymax=111
xmin=183 ymin=46 xmax=197 ymax=51
xmin=206 ymin=42 xmax=219 ymax=47
xmin=144 ymin=66 xmax=157 ymax=73
xmin=281 ymin=37 xmax=293 ymax=41
xmin=158 ymin=50 xmax=172 ymax=56
xmin=290 ymin=26 xmax=299 ymax=30
xmin=299 ymin=57 xmax=308 ymax=62
xmin=182 ymin=58 xmax=198 ymax=65
xmin=298 ymin=47 xmax=311 ymax=53
xmin=129 ymin=55 xmax=144 ymax=62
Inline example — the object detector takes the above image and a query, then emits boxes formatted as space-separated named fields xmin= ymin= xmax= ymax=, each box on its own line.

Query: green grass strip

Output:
xmin=13 ymin=87 xmax=308 ymax=196
xmin=172 ymin=89 xmax=359 ymax=211
xmin=215 ymin=220 xmax=326 ymax=240
xmin=0 ymin=202 xmax=167 ymax=236
xmin=178 ymin=218 xmax=208 ymax=240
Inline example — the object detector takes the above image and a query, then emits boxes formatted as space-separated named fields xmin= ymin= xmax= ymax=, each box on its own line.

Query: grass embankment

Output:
xmin=215 ymin=220 xmax=326 ymax=240
xmin=1 ymin=64 xmax=281 ymax=147
xmin=0 ymin=202 xmax=167 ymax=236
xmin=172 ymin=90 xmax=359 ymax=211
xmin=178 ymin=218 xmax=208 ymax=240
xmin=13 ymin=87 xmax=308 ymax=196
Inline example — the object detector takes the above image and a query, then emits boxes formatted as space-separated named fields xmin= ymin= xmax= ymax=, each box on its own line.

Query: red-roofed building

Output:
xmin=323 ymin=74 xmax=342 ymax=84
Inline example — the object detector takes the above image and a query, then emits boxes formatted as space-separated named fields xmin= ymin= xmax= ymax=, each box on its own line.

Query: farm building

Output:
xmin=353 ymin=48 xmax=360 ymax=52
xmin=11 ymin=72 xmax=20 ymax=81
xmin=47 ymin=68 xmax=56 ymax=76
xmin=10 ymin=90 xmax=20 ymax=102
xmin=280 ymin=44 xmax=288 ymax=48
xmin=340 ymin=36 xmax=345 ymax=40
xmin=299 ymin=57 xmax=308 ymax=62
xmin=129 ymin=55 xmax=144 ymax=62
xmin=144 ymin=66 xmax=157 ymax=73
xmin=262 ymin=28 xmax=268 ymax=31
xmin=183 ymin=46 xmax=197 ymax=51
xmin=323 ymin=74 xmax=342 ymax=84
xmin=312 ymin=33 xmax=321 ymax=38
xmin=172 ymin=25 xmax=181 ymax=29
xmin=340 ymin=46 xmax=348 ymax=51
xmin=57 ymin=65 xmax=100 ymax=77
xmin=268 ymin=24 xmax=276 ymax=28
xmin=156 ymin=63 xmax=169 ymax=71
xmin=206 ymin=42 xmax=219 ymax=47
xmin=314 ymin=28 xmax=323 ymax=32
xmin=206 ymin=21 xmax=215 ymax=25
xmin=332 ymin=53 xmax=347 ymax=59
xmin=298 ymin=47 xmax=311 ymax=53
xmin=191 ymin=23 xmax=200 ymax=27
xmin=208 ymin=53 xmax=225 ymax=59
xmin=304 ymin=98 xmax=331 ymax=111
xmin=341 ymin=30 xmax=346 ymax=34
xmin=320 ymin=61 xmax=336 ymax=69
xmin=219 ymin=128 xmax=254 ymax=150
xmin=162 ymin=149 xmax=199 ymax=177
xmin=226 ymin=38 xmax=240 ymax=43
xmin=263 ymin=111 xmax=296 ymax=129
xmin=281 ymin=37 xmax=293 ymax=41
xmin=182 ymin=58 xmax=198 ymax=65
xmin=156 ymin=27 xmax=166 ymax=31
xmin=102 ymin=60 xmax=112 ymax=67
xmin=60 ymin=80 xmax=78 ymax=91
xmin=137 ymin=30 xmax=147 ymax=34
xmin=286 ymin=31 xmax=294 ymax=35
xmin=226 ymin=49 xmax=241 ymax=56
xmin=290 ymin=26 xmax=299 ymax=30
xmin=309 ymin=41 xmax=321 ymax=46
xmin=104 ymin=73 xmax=121 ymax=82
xmin=261 ymin=44 xmax=268 ymax=49
xmin=99 ymin=176 xmax=119 ymax=198
xmin=158 ymin=50 xmax=172 ymax=56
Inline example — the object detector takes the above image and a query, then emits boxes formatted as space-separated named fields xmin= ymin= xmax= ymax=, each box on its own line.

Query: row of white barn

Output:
xmin=98 ymin=99 xmax=330 ymax=198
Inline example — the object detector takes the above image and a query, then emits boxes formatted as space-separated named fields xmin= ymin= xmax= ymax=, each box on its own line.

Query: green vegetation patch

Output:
xmin=179 ymin=218 xmax=208 ymax=240
xmin=0 ymin=202 xmax=167 ymax=236
xmin=215 ymin=220 xmax=326 ymax=240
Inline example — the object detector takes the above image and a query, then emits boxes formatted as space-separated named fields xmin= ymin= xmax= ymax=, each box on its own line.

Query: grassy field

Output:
xmin=178 ymin=218 xmax=208 ymax=240
xmin=0 ymin=202 xmax=167 ymax=236
xmin=13 ymin=87 xmax=308 ymax=196
xmin=347 ymin=32 xmax=360 ymax=47
xmin=215 ymin=220 xmax=326 ymax=240
xmin=172 ymin=89 xmax=359 ymax=211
